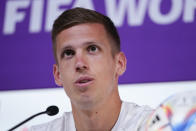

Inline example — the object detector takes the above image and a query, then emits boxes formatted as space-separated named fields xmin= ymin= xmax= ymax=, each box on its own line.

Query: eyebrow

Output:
xmin=83 ymin=41 xmax=101 ymax=46
xmin=61 ymin=45 xmax=73 ymax=52
xmin=60 ymin=41 xmax=101 ymax=52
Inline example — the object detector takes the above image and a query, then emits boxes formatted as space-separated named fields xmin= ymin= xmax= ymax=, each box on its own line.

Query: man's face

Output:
xmin=53 ymin=23 xmax=126 ymax=108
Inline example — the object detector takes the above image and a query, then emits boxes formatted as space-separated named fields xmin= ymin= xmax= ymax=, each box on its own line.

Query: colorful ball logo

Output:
xmin=146 ymin=91 xmax=196 ymax=131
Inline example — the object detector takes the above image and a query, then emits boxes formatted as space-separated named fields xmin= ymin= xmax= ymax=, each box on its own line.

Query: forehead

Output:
xmin=55 ymin=23 xmax=111 ymax=48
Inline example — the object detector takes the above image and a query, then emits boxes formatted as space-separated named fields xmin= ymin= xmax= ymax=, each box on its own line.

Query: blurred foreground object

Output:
xmin=146 ymin=91 xmax=196 ymax=131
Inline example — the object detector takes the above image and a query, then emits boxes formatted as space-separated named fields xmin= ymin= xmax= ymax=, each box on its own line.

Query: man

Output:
xmin=30 ymin=7 xmax=152 ymax=131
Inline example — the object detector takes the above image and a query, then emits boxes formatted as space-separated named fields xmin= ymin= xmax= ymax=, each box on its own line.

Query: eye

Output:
xmin=61 ymin=49 xmax=75 ymax=59
xmin=87 ymin=45 xmax=99 ymax=53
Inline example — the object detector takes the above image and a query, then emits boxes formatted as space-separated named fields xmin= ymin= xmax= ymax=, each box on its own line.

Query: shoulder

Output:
xmin=123 ymin=101 xmax=152 ymax=118
xmin=113 ymin=101 xmax=153 ymax=131
xmin=29 ymin=112 xmax=75 ymax=131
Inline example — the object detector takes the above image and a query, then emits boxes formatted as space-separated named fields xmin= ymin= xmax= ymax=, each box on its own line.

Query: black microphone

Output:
xmin=8 ymin=105 xmax=59 ymax=131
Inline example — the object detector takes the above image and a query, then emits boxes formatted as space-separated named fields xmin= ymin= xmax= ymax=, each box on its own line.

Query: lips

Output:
xmin=74 ymin=76 xmax=94 ymax=88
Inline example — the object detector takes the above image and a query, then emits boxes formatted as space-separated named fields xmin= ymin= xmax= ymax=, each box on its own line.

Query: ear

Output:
xmin=53 ymin=64 xmax=63 ymax=86
xmin=115 ymin=52 xmax=127 ymax=76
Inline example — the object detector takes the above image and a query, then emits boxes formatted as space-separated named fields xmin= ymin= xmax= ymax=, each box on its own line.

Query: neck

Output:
xmin=71 ymin=88 xmax=122 ymax=131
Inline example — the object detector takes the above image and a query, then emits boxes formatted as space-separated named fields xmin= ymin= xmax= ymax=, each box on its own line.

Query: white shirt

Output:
xmin=30 ymin=102 xmax=152 ymax=131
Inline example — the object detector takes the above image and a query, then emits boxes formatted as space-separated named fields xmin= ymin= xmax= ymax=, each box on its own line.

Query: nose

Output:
xmin=75 ymin=51 xmax=88 ymax=72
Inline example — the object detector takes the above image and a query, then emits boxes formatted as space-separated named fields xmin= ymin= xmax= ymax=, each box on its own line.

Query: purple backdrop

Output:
xmin=0 ymin=0 xmax=196 ymax=91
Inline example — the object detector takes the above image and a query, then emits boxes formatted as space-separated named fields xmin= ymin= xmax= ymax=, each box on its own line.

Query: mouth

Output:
xmin=74 ymin=76 xmax=94 ymax=89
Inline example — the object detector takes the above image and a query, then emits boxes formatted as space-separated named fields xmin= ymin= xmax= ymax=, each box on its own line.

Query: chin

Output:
xmin=75 ymin=96 xmax=97 ymax=109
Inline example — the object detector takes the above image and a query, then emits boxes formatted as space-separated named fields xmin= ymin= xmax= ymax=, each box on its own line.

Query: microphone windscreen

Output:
xmin=46 ymin=106 xmax=59 ymax=116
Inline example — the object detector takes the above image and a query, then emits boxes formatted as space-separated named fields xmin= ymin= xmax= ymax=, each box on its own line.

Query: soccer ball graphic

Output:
xmin=146 ymin=91 xmax=196 ymax=131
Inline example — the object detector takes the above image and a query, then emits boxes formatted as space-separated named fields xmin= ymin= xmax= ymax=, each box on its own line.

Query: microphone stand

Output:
xmin=8 ymin=111 xmax=46 ymax=131
xmin=8 ymin=105 xmax=59 ymax=131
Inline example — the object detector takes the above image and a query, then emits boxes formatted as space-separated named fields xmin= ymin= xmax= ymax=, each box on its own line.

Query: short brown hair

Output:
xmin=52 ymin=7 xmax=121 ymax=63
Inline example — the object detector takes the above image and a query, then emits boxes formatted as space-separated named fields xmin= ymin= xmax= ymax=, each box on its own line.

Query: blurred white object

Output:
xmin=1 ymin=80 xmax=196 ymax=131
xmin=146 ymin=90 xmax=196 ymax=131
